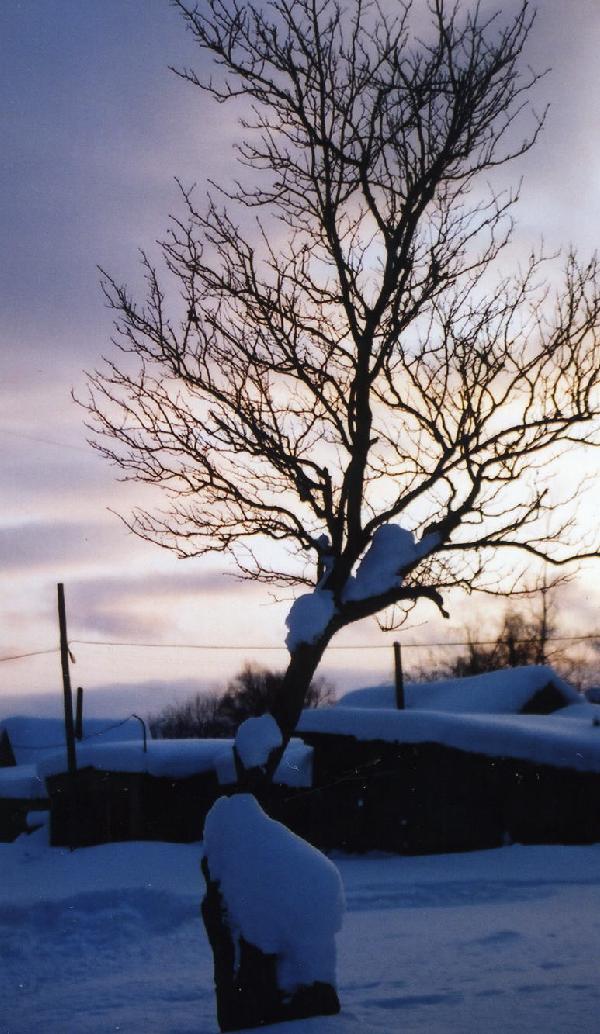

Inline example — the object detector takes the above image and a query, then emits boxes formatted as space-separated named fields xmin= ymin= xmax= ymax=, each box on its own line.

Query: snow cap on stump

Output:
xmin=203 ymin=793 xmax=344 ymax=991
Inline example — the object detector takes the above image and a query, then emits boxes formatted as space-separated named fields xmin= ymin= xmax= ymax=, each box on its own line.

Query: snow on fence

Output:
xmin=41 ymin=739 xmax=313 ymax=848
xmin=41 ymin=733 xmax=600 ymax=854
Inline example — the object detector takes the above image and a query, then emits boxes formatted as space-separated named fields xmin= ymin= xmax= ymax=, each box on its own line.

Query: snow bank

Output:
xmin=3 ymin=833 xmax=600 ymax=1033
xmin=203 ymin=794 xmax=344 ymax=991
xmin=337 ymin=684 xmax=399 ymax=709
xmin=338 ymin=666 xmax=580 ymax=715
xmin=298 ymin=703 xmax=600 ymax=773
xmin=558 ymin=701 xmax=600 ymax=721
xmin=235 ymin=714 xmax=282 ymax=770
xmin=285 ymin=589 xmax=336 ymax=650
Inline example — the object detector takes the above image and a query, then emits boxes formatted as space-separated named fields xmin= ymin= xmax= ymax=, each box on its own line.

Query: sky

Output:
xmin=2 ymin=0 xmax=600 ymax=718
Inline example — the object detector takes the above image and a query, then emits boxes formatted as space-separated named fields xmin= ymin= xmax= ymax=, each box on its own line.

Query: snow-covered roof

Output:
xmin=298 ymin=697 xmax=600 ymax=773
xmin=0 ymin=764 xmax=46 ymax=800
xmin=337 ymin=666 xmax=580 ymax=715
xmin=37 ymin=737 xmax=313 ymax=788
xmin=0 ymin=716 xmax=146 ymax=767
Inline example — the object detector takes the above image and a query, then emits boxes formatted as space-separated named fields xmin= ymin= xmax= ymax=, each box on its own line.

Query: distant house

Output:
xmin=294 ymin=666 xmax=600 ymax=854
xmin=0 ymin=714 xmax=147 ymax=841
xmin=336 ymin=664 xmax=581 ymax=715
xmin=0 ymin=728 xmax=16 ymax=766
xmin=0 ymin=764 xmax=47 ymax=841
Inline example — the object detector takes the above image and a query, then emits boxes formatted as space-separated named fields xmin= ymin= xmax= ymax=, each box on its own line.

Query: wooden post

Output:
xmin=393 ymin=641 xmax=405 ymax=710
xmin=75 ymin=687 xmax=83 ymax=741
xmin=58 ymin=583 xmax=77 ymax=776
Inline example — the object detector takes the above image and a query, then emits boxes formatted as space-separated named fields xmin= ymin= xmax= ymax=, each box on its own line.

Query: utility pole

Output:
xmin=75 ymin=687 xmax=83 ymax=741
xmin=393 ymin=641 xmax=405 ymax=710
xmin=57 ymin=583 xmax=77 ymax=777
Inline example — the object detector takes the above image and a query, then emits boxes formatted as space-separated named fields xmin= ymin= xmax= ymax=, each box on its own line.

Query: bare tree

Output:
xmin=82 ymin=0 xmax=600 ymax=767
xmin=149 ymin=690 xmax=232 ymax=739
xmin=149 ymin=663 xmax=333 ymax=738
xmin=421 ymin=606 xmax=556 ymax=680
xmin=218 ymin=663 xmax=334 ymax=728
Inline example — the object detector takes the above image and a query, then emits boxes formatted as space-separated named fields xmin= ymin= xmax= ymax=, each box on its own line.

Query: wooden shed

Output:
xmin=295 ymin=675 xmax=600 ymax=854
xmin=40 ymin=738 xmax=313 ymax=848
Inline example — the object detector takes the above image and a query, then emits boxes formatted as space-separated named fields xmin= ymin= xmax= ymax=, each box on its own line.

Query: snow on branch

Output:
xmin=343 ymin=525 xmax=428 ymax=602
xmin=285 ymin=590 xmax=337 ymax=651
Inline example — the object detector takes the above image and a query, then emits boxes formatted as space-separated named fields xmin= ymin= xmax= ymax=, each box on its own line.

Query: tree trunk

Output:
xmin=229 ymin=639 xmax=328 ymax=790
xmin=202 ymin=637 xmax=341 ymax=1031
xmin=275 ymin=640 xmax=329 ymax=737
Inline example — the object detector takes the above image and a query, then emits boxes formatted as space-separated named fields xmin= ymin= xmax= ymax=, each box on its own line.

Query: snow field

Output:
xmin=2 ymin=827 xmax=600 ymax=1033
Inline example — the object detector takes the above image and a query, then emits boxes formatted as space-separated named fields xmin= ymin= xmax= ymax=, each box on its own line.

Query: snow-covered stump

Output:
xmin=201 ymin=793 xmax=344 ymax=1032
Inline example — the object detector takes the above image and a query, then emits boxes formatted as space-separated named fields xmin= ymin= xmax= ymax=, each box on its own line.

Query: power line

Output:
xmin=0 ymin=648 xmax=59 ymax=663
xmin=2 ymin=631 xmax=599 ymax=664
xmin=0 ymin=426 xmax=91 ymax=453
xmin=70 ymin=639 xmax=292 ymax=651
xmin=71 ymin=633 xmax=600 ymax=649
xmin=6 ymin=714 xmax=144 ymax=751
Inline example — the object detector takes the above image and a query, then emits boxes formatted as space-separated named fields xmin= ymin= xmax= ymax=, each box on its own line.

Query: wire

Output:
xmin=66 ymin=639 xmax=386 ymax=650
xmin=0 ymin=648 xmax=59 ymax=663
xmin=0 ymin=426 xmax=91 ymax=454
xmin=70 ymin=639 xmax=291 ymax=651
xmin=70 ymin=633 xmax=600 ymax=650
xmin=6 ymin=714 xmax=144 ymax=752
xmin=2 ymin=631 xmax=599 ymax=664
xmin=77 ymin=715 xmax=140 ymax=741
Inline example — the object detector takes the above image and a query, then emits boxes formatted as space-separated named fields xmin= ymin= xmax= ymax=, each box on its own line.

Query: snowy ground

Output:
xmin=2 ymin=825 xmax=600 ymax=1034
